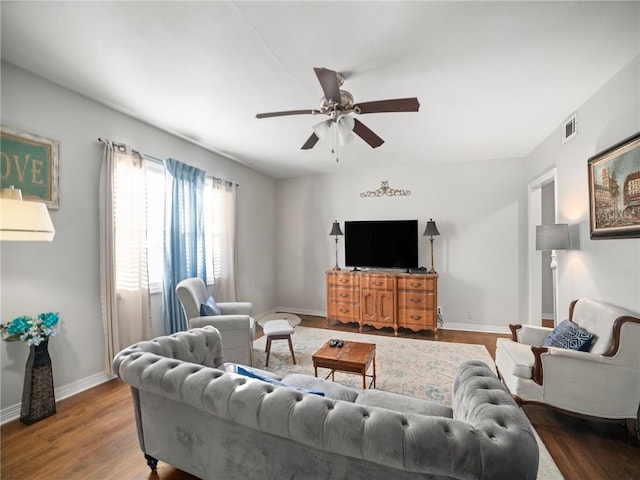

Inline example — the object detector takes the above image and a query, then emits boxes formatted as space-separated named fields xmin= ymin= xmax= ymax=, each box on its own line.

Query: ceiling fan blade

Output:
xmin=354 ymin=97 xmax=420 ymax=114
xmin=353 ymin=118 xmax=384 ymax=148
xmin=314 ymin=67 xmax=342 ymax=104
xmin=301 ymin=132 xmax=320 ymax=150
xmin=256 ymin=109 xmax=322 ymax=119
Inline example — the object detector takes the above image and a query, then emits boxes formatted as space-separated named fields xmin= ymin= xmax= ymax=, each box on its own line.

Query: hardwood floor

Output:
xmin=2 ymin=315 xmax=638 ymax=480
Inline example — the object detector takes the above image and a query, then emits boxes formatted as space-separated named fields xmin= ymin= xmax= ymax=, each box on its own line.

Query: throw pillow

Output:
xmin=200 ymin=295 xmax=222 ymax=316
xmin=236 ymin=366 xmax=325 ymax=397
xmin=543 ymin=319 xmax=595 ymax=351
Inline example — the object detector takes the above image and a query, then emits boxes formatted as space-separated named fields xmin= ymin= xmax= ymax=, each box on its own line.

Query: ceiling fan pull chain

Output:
xmin=332 ymin=125 xmax=339 ymax=162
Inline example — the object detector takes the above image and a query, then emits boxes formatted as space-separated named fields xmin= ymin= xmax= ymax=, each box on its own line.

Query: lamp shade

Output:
xmin=336 ymin=115 xmax=355 ymax=146
xmin=313 ymin=117 xmax=355 ymax=146
xmin=312 ymin=119 xmax=332 ymax=139
xmin=329 ymin=220 xmax=343 ymax=236
xmin=536 ymin=224 xmax=569 ymax=251
xmin=0 ymin=188 xmax=55 ymax=241
xmin=423 ymin=219 xmax=440 ymax=237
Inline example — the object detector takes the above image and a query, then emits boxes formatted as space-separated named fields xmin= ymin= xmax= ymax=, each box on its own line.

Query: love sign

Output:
xmin=0 ymin=126 xmax=59 ymax=209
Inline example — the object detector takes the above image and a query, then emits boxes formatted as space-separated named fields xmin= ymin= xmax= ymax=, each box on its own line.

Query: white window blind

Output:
xmin=145 ymin=161 xmax=165 ymax=292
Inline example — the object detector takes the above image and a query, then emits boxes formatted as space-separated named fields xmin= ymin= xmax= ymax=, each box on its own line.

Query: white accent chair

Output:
xmin=176 ymin=277 xmax=255 ymax=365
xmin=495 ymin=298 xmax=640 ymax=441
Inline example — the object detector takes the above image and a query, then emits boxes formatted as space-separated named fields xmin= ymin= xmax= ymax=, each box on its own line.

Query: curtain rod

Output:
xmin=97 ymin=138 xmax=239 ymax=187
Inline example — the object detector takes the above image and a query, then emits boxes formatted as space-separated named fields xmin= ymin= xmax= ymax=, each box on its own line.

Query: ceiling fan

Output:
xmin=256 ymin=67 xmax=420 ymax=150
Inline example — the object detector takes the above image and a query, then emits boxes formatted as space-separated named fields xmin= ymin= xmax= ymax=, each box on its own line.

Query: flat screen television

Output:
xmin=344 ymin=219 xmax=418 ymax=270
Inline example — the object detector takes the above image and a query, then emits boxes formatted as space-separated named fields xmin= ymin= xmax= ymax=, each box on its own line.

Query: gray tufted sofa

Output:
xmin=113 ymin=326 xmax=539 ymax=480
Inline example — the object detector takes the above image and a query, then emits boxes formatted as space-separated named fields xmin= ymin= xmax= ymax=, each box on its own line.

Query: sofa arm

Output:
xmin=538 ymin=348 xmax=640 ymax=418
xmin=217 ymin=302 xmax=253 ymax=316
xmin=452 ymin=361 xmax=539 ymax=478
xmin=112 ymin=326 xmax=224 ymax=372
xmin=510 ymin=324 xmax=552 ymax=345
xmin=532 ymin=345 xmax=612 ymax=385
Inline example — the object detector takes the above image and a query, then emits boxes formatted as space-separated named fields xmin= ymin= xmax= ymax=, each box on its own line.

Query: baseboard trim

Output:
xmin=0 ymin=371 xmax=114 ymax=425
xmin=259 ymin=307 xmax=326 ymax=318
xmin=440 ymin=322 xmax=510 ymax=334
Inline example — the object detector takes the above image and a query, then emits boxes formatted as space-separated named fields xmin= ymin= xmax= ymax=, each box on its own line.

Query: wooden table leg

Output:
xmin=372 ymin=352 xmax=376 ymax=388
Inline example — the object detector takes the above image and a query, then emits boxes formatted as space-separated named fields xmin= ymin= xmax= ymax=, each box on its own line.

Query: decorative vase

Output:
xmin=20 ymin=339 xmax=56 ymax=424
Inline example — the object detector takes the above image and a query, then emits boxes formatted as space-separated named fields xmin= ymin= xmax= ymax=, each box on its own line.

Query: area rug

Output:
xmin=252 ymin=326 xmax=564 ymax=479
xmin=253 ymin=326 xmax=493 ymax=404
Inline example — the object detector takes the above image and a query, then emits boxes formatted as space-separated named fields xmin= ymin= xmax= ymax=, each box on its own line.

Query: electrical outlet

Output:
xmin=467 ymin=311 xmax=473 ymax=320
xmin=437 ymin=306 xmax=443 ymax=316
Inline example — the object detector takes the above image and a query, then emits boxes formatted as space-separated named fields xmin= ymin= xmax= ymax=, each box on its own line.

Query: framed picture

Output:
xmin=0 ymin=126 xmax=59 ymax=209
xmin=588 ymin=131 xmax=640 ymax=239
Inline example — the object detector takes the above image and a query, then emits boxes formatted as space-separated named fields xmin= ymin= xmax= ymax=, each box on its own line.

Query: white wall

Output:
xmin=524 ymin=55 xmax=640 ymax=317
xmin=0 ymin=62 xmax=278 ymax=419
xmin=540 ymin=182 xmax=555 ymax=318
xmin=277 ymin=159 xmax=528 ymax=332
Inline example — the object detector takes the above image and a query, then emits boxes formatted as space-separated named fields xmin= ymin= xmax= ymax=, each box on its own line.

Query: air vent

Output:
xmin=562 ymin=113 xmax=577 ymax=143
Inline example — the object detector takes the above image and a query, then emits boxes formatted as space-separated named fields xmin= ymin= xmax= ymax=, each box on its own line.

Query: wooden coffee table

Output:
xmin=312 ymin=340 xmax=376 ymax=389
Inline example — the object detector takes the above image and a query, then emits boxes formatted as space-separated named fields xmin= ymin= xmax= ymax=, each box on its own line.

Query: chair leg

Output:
xmin=287 ymin=335 xmax=296 ymax=365
xmin=265 ymin=337 xmax=272 ymax=367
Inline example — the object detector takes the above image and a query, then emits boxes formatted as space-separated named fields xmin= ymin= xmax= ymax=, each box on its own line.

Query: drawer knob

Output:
xmin=410 ymin=298 xmax=422 ymax=304
xmin=339 ymin=293 xmax=348 ymax=298
xmin=410 ymin=282 xmax=422 ymax=288
xmin=410 ymin=315 xmax=423 ymax=320
xmin=340 ymin=308 xmax=349 ymax=313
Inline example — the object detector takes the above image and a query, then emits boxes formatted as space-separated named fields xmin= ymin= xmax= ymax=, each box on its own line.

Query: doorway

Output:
xmin=528 ymin=168 xmax=557 ymax=326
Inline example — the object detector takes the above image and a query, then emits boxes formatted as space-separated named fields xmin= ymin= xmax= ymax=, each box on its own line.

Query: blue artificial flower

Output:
xmin=39 ymin=312 xmax=59 ymax=328
xmin=7 ymin=317 xmax=30 ymax=335
xmin=1 ymin=312 xmax=59 ymax=344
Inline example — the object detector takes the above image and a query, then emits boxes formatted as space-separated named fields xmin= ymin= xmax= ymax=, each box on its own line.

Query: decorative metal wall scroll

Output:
xmin=360 ymin=180 xmax=411 ymax=198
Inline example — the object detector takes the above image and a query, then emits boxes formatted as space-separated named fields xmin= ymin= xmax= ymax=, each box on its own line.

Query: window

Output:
xmin=204 ymin=178 xmax=235 ymax=288
xmin=146 ymin=161 xmax=231 ymax=293
xmin=145 ymin=161 xmax=165 ymax=292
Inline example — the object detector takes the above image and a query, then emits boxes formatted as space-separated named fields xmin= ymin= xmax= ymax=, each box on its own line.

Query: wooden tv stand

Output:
xmin=326 ymin=270 xmax=439 ymax=338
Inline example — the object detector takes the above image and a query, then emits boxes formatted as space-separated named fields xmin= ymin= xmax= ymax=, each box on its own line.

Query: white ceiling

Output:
xmin=1 ymin=2 xmax=639 ymax=178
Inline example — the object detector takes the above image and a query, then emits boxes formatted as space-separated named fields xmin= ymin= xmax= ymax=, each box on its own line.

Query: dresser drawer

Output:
xmin=327 ymin=287 xmax=358 ymax=303
xmin=398 ymin=276 xmax=435 ymax=292
xmin=398 ymin=309 xmax=436 ymax=327
xmin=361 ymin=275 xmax=394 ymax=290
xmin=397 ymin=291 xmax=434 ymax=309
xmin=328 ymin=273 xmax=360 ymax=288
xmin=327 ymin=302 xmax=359 ymax=320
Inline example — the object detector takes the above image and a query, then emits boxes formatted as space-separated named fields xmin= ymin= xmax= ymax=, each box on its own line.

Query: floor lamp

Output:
xmin=329 ymin=220 xmax=343 ymax=271
xmin=536 ymin=224 xmax=570 ymax=326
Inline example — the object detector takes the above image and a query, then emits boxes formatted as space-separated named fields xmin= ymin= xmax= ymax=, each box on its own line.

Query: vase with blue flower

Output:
xmin=1 ymin=312 xmax=59 ymax=424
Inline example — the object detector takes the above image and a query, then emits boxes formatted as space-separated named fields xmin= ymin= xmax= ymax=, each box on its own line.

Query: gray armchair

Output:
xmin=176 ymin=277 xmax=255 ymax=365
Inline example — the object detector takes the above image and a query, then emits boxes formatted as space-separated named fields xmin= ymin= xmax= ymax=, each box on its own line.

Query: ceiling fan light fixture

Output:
xmin=337 ymin=115 xmax=355 ymax=145
xmin=312 ymin=119 xmax=333 ymax=139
